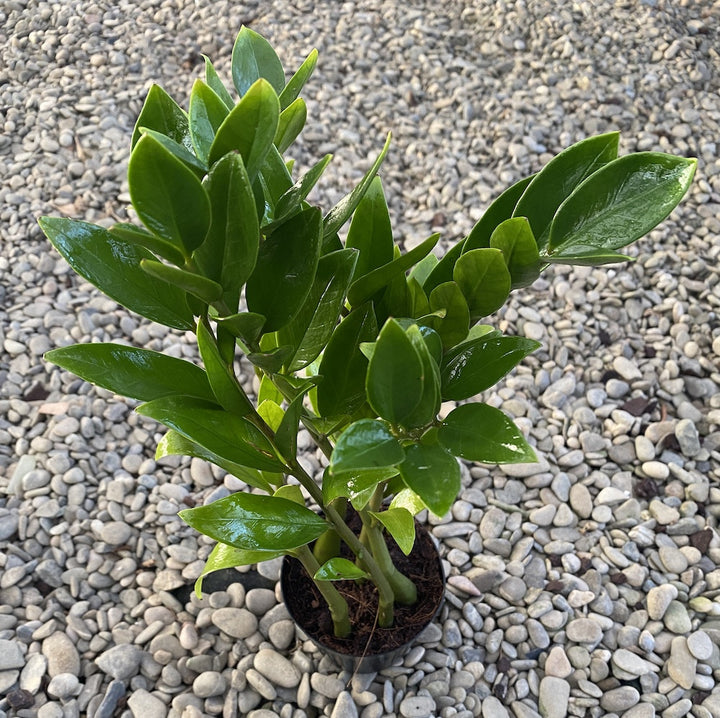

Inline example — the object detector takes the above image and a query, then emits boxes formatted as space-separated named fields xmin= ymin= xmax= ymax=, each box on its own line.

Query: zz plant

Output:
xmin=40 ymin=28 xmax=695 ymax=639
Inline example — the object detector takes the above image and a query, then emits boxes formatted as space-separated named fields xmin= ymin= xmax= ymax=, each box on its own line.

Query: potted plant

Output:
xmin=39 ymin=27 xmax=695 ymax=671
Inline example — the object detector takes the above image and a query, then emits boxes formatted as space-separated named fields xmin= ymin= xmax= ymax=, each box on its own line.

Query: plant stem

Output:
xmin=294 ymin=545 xmax=351 ymax=638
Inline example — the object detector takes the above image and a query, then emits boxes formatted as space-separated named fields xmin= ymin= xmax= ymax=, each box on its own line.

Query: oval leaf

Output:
xmin=314 ymin=557 xmax=370 ymax=582
xmin=399 ymin=441 xmax=461 ymax=518
xmin=131 ymin=84 xmax=190 ymax=150
xmin=38 ymin=217 xmax=193 ymax=330
xmin=330 ymin=419 xmax=405 ymax=475
xmin=140 ymin=260 xmax=223 ymax=304
xmin=231 ymin=26 xmax=286 ymax=96
xmin=179 ymin=492 xmax=328 ymax=551
xmin=189 ymin=79 xmax=230 ymax=164
xmin=279 ymin=48 xmax=318 ymax=110
xmin=548 ymin=153 xmax=696 ymax=254
xmin=453 ymin=248 xmax=511 ymax=321
xmin=275 ymin=97 xmax=307 ymax=154
xmin=489 ymin=217 xmax=543 ymax=289
xmin=370 ymin=508 xmax=416 ymax=556
xmin=426 ymin=281 xmax=470 ymax=349
xmin=438 ymin=403 xmax=537 ymax=464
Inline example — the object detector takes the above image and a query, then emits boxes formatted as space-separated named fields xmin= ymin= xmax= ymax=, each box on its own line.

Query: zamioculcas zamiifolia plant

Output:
xmin=40 ymin=28 xmax=695 ymax=645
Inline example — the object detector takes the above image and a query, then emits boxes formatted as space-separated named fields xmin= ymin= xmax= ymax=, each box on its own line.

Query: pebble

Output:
xmin=667 ymin=637 xmax=696 ymax=689
xmin=538 ymin=677 xmax=570 ymax=718
xmin=687 ymin=631 xmax=714 ymax=660
xmin=127 ymin=688 xmax=167 ymax=718
xmin=211 ymin=607 xmax=258 ymax=639
xmin=331 ymin=691 xmax=359 ymax=718
xmin=42 ymin=633 xmax=80 ymax=677
xmin=95 ymin=644 xmax=143 ymax=680
xmin=192 ymin=671 xmax=226 ymax=698
xmin=254 ymin=648 xmax=301 ymax=688
xmin=647 ymin=585 xmax=678 ymax=620
xmin=399 ymin=694 xmax=437 ymax=717
xmin=566 ymin=618 xmax=603 ymax=644
xmin=544 ymin=646 xmax=572 ymax=678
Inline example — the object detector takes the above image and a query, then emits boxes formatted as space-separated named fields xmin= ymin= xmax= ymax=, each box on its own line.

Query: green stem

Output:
xmin=294 ymin=545 xmax=351 ymax=638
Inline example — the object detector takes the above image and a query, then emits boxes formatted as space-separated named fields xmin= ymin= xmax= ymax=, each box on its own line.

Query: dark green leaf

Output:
xmin=197 ymin=319 xmax=253 ymax=416
xmin=548 ymin=153 xmax=696 ymax=256
xmin=348 ymin=233 xmax=440 ymax=308
xmin=231 ymin=26 xmax=286 ymax=96
xmin=400 ymin=325 xmax=441 ymax=429
xmin=195 ymin=541 xmax=283 ymax=598
xmin=131 ymin=84 xmax=190 ymax=150
xmin=489 ymin=217 xmax=543 ymax=289
xmin=128 ymin=134 xmax=211 ymax=256
xmin=275 ymin=388 xmax=311 ymax=460
xmin=330 ymin=419 xmax=404 ymax=475
xmin=275 ymin=98 xmax=306 ymax=154
xmin=323 ymin=133 xmax=392 ymax=239
xmin=246 ymin=207 xmax=322 ymax=332
xmin=247 ymin=345 xmax=294 ymax=373
xmin=109 ymin=222 xmax=186 ymax=267
xmin=514 ymin=132 xmax=619 ymax=250
xmin=422 ymin=240 xmax=464 ymax=296
xmin=45 ymin=343 xmax=214 ymax=402
xmin=179 ymin=492 xmax=327 ymax=551
xmin=314 ymin=558 xmax=370 ymax=582
xmin=138 ymin=396 xmax=286 ymax=472
xmin=274 ymin=485 xmax=305 ymax=505
xmin=441 ymin=335 xmax=541 ymax=401
xmin=196 ymin=152 xmax=259 ymax=312
xmin=208 ymin=78 xmax=280 ymax=178
xmin=39 ymin=217 xmax=194 ymax=330
xmin=426 ymin=281 xmax=470 ymax=349
xmin=545 ymin=248 xmax=635 ymax=266
xmin=203 ymin=54 xmax=235 ymax=110
xmin=317 ymin=303 xmax=377 ymax=417
xmin=346 ymin=176 xmax=394 ymax=282
xmin=399 ymin=440 xmax=461 ymax=517
xmin=278 ymin=248 xmax=357 ymax=372
xmin=408 ymin=277 xmax=430 ymax=318
xmin=216 ymin=312 xmax=266 ymax=346
xmin=156 ymin=430 xmax=274 ymax=492
xmin=453 ymin=248 xmax=511 ymax=321
xmin=140 ymin=260 xmax=222 ymax=304
xmin=438 ymin=403 xmax=537 ymax=464
xmin=189 ymin=79 xmax=230 ymax=165
xmin=279 ymin=48 xmax=318 ymax=110
xmin=137 ymin=127 xmax=207 ymax=178
xmin=370 ymin=508 xmax=415 ymax=555
xmin=366 ymin=319 xmax=424 ymax=426
xmin=323 ymin=466 xmax=398 ymax=505
xmin=464 ymin=173 xmax=535 ymax=252
xmin=258 ymin=145 xmax=294 ymax=219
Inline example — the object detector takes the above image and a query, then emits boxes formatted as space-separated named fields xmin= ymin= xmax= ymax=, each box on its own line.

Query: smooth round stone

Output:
xmin=569 ymin=483 xmax=593 ymax=518
xmin=46 ymin=673 xmax=79 ymax=699
xmin=566 ymin=618 xmax=602 ymax=644
xmin=687 ymin=631 xmax=714 ymax=660
xmin=659 ymin=546 xmax=689 ymax=574
xmin=268 ymin=619 xmax=295 ymax=650
xmin=42 ymin=633 xmax=80 ymax=677
xmin=664 ymin=601 xmax=692 ymax=634
xmin=399 ymin=694 xmax=437 ymax=718
xmin=192 ymin=671 xmax=226 ymax=698
xmin=253 ymin=648 xmax=301 ymax=688
xmin=611 ymin=649 xmax=652 ymax=676
xmin=100 ymin=521 xmax=132 ymax=545
xmin=642 ymin=461 xmax=670 ymax=480
xmin=95 ymin=644 xmax=142 ymax=680
xmin=538 ymin=676 xmax=570 ymax=718
xmin=600 ymin=686 xmax=640 ymax=712
xmin=646 ymin=584 xmax=678 ymax=620
xmin=331 ymin=691 xmax=359 ymax=718
xmin=498 ymin=576 xmax=527 ymax=602
xmin=544 ymin=646 xmax=572 ymax=678
xmin=245 ymin=588 xmax=277 ymax=616
xmin=211 ymin=607 xmax=258 ymax=639
xmin=311 ymin=673 xmax=345 ymax=700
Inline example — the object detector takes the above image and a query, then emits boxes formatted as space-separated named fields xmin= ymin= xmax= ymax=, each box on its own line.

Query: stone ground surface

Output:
xmin=2 ymin=1 xmax=720 ymax=717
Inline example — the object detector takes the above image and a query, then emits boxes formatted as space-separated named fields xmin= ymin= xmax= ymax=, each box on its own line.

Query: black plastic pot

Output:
xmin=280 ymin=521 xmax=445 ymax=673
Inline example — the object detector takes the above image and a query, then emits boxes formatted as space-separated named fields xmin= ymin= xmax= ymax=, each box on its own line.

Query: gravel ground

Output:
xmin=2 ymin=1 xmax=720 ymax=717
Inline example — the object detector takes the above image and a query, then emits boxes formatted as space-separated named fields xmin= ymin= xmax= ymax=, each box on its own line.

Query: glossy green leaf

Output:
xmin=464 ymin=173 xmax=535 ymax=252
xmin=390 ymin=488 xmax=426 ymax=516
xmin=138 ymin=396 xmax=286 ymax=472
xmin=544 ymin=248 xmax=635 ymax=266
xmin=179 ymin=492 xmax=328 ymax=551
xmin=128 ymin=134 xmax=211 ymax=256
xmin=514 ymin=132 xmax=619 ymax=250
xmin=453 ymin=248 xmax=511 ymax=321
xmin=366 ymin=319 xmax=423 ymax=425
xmin=279 ymin=48 xmax=318 ymax=110
xmin=278 ymin=248 xmax=357 ymax=372
xmin=194 ymin=541 xmax=283 ymax=598
xmin=45 ymin=343 xmax=214 ymax=402
xmin=203 ymin=54 xmax=235 ymax=110
xmin=258 ymin=375 xmax=284 ymax=404
xmin=441 ymin=335 xmax=540 ymax=401
xmin=196 ymin=152 xmax=259 ymax=311
xmin=399 ymin=440 xmax=461 ymax=517
xmin=156 ymin=430 xmax=273 ymax=492
xmin=257 ymin=399 xmax=284 ymax=432
xmin=370 ymin=508 xmax=415 ymax=555
xmin=316 ymin=304 xmax=377 ymax=417
xmin=274 ymin=485 xmax=305 ymax=505
xmin=275 ymin=388 xmax=311 ymax=460
xmin=409 ymin=252 xmax=439 ymax=287
xmin=323 ymin=132 xmax=392 ymax=239
xmin=426 ymin=281 xmax=470 ymax=349
xmin=258 ymin=145 xmax=294 ymax=218
xmin=246 ymin=207 xmax=322 ymax=332
xmin=346 ymin=176 xmax=394 ymax=282
xmin=269 ymin=154 xmax=333 ymax=230
xmin=189 ymin=79 xmax=230 ymax=165
xmin=314 ymin=557 xmax=370 ymax=582
xmin=548 ymin=153 xmax=697 ymax=255
xmin=209 ymin=78 xmax=280 ymax=178
xmin=323 ymin=466 xmax=398 ymax=505
xmin=131 ymin=84 xmax=190 ymax=150
xmin=348 ymin=233 xmax=440 ymax=308
xmin=408 ymin=277 xmax=430 ymax=319
xmin=330 ymin=419 xmax=404 ymax=475
xmin=231 ymin=26 xmax=286 ymax=96
xmin=274 ymin=98 xmax=307 ymax=154
xmin=247 ymin=345 xmax=293 ymax=373
xmin=140 ymin=260 xmax=222 ymax=304
xmin=39 ymin=217 xmax=194 ymax=330
xmin=197 ymin=319 xmax=253 ymax=416
xmin=443 ymin=325 xmax=502 ymax=366
xmin=422 ymin=241 xmax=464 ymax=296
xmin=400 ymin=325 xmax=441 ymax=429
xmin=109 ymin=222 xmax=186 ymax=267
xmin=438 ymin=403 xmax=537 ymax=464
xmin=489 ymin=217 xmax=543 ymax=289
xmin=377 ymin=267 xmax=412 ymax=322
xmin=137 ymin=127 xmax=207 ymax=178
xmin=216 ymin=312 xmax=266 ymax=347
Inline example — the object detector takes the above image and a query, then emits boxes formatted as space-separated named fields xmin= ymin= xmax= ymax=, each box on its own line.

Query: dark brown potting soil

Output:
xmin=282 ymin=512 xmax=445 ymax=657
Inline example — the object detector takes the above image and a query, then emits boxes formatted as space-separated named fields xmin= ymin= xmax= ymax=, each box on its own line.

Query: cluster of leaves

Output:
xmin=40 ymin=28 xmax=695 ymax=626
